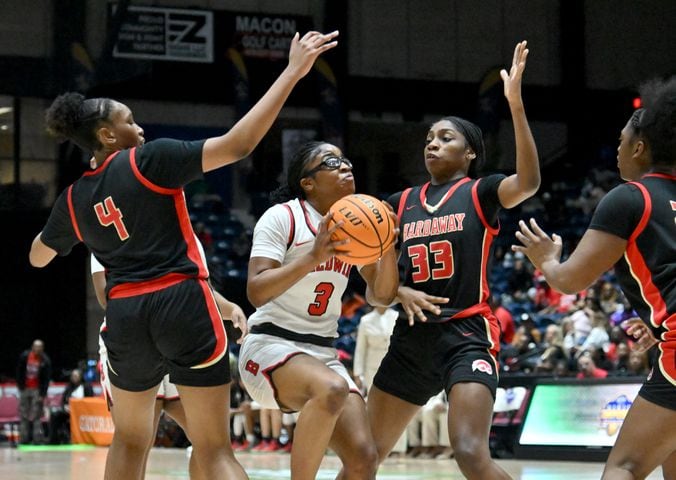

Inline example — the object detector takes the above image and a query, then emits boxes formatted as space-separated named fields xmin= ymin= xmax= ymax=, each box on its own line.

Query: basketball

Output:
xmin=328 ymin=194 xmax=396 ymax=265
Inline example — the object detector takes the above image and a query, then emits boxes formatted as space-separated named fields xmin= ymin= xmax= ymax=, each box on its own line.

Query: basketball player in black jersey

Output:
xmin=28 ymin=31 xmax=338 ymax=480
xmin=514 ymin=77 xmax=676 ymax=480
xmin=367 ymin=41 xmax=539 ymax=479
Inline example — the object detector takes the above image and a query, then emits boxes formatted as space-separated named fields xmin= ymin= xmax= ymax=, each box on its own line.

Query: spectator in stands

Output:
xmin=578 ymin=311 xmax=611 ymax=356
xmin=48 ymin=368 xmax=94 ymax=444
xmin=532 ymin=274 xmax=562 ymax=315
xmin=230 ymin=230 xmax=252 ymax=264
xmin=488 ymin=296 xmax=515 ymax=345
xmin=251 ymin=408 xmax=284 ymax=452
xmin=407 ymin=391 xmax=453 ymax=459
xmin=352 ymin=305 xmax=407 ymax=457
xmin=576 ymin=351 xmax=608 ymax=379
xmin=506 ymin=256 xmax=533 ymax=302
xmin=16 ymin=339 xmax=51 ymax=444
xmin=625 ymin=350 xmax=650 ymax=377
xmin=599 ymin=280 xmax=621 ymax=316
xmin=535 ymin=324 xmax=567 ymax=373
xmin=605 ymin=325 xmax=634 ymax=363
xmin=552 ymin=359 xmax=571 ymax=378
xmin=609 ymin=342 xmax=632 ymax=374
xmin=353 ymin=306 xmax=399 ymax=392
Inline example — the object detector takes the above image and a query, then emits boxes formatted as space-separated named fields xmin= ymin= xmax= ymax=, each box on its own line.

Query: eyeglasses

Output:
xmin=302 ymin=155 xmax=352 ymax=177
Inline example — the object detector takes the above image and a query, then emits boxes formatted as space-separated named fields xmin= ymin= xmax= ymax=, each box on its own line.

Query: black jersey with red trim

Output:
xmin=589 ymin=173 xmax=676 ymax=338
xmin=40 ymin=138 xmax=208 ymax=294
xmin=388 ymin=174 xmax=505 ymax=322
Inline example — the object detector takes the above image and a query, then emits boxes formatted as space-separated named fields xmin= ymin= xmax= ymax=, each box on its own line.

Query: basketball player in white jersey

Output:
xmin=238 ymin=141 xmax=399 ymax=479
xmin=93 ymin=239 xmax=247 ymax=479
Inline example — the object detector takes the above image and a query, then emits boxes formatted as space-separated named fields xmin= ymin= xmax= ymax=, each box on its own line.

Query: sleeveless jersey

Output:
xmin=392 ymin=176 xmax=503 ymax=322
xmin=40 ymin=139 xmax=207 ymax=296
xmin=589 ymin=173 xmax=676 ymax=350
xmin=247 ymin=198 xmax=352 ymax=338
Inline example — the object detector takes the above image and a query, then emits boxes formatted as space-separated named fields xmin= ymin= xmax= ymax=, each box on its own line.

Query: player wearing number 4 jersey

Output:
xmin=368 ymin=41 xmax=540 ymax=480
xmin=239 ymin=141 xmax=399 ymax=480
xmin=29 ymin=30 xmax=339 ymax=480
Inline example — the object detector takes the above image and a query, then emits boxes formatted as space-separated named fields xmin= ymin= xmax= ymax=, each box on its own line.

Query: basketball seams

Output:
xmin=329 ymin=194 xmax=393 ymax=265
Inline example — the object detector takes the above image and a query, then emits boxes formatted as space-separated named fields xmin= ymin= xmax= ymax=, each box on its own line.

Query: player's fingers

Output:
xmin=414 ymin=305 xmax=428 ymax=323
xmin=514 ymin=231 xmax=530 ymax=246
xmin=518 ymin=220 xmax=539 ymax=242
xmin=308 ymin=30 xmax=338 ymax=48
xmin=511 ymin=244 xmax=526 ymax=255
xmin=421 ymin=301 xmax=442 ymax=316
xmin=405 ymin=307 xmax=415 ymax=326
xmin=326 ymin=219 xmax=346 ymax=236
xmin=424 ymin=295 xmax=449 ymax=305
xmin=510 ymin=42 xmax=519 ymax=68
xmin=528 ymin=218 xmax=550 ymax=239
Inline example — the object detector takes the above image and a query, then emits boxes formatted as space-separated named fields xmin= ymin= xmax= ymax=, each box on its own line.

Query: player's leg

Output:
xmin=367 ymin=386 xmax=421 ymax=464
xmin=661 ymin=450 xmax=676 ymax=480
xmin=448 ymin=382 xmax=511 ymax=479
xmin=602 ymin=395 xmax=676 ymax=480
xmin=162 ymin=397 xmax=203 ymax=480
xmin=104 ymin=384 xmax=159 ymax=480
xmin=329 ymin=393 xmax=378 ymax=480
xmin=176 ymin=383 xmax=247 ymax=480
xmin=271 ymin=354 xmax=350 ymax=480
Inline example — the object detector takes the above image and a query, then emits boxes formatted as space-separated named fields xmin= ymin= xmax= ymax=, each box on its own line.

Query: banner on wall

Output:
xmin=230 ymin=14 xmax=302 ymax=60
xmin=111 ymin=5 xmax=214 ymax=63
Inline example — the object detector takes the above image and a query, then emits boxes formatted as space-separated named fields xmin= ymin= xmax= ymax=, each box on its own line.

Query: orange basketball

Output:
xmin=328 ymin=194 xmax=396 ymax=265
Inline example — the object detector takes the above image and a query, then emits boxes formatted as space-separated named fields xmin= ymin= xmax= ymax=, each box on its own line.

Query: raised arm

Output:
xmin=496 ymin=40 xmax=541 ymax=209
xmin=512 ymin=218 xmax=626 ymax=294
xmin=202 ymin=31 xmax=338 ymax=172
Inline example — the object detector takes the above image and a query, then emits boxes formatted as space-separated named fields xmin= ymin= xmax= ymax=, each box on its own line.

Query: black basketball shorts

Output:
xmin=638 ymin=347 xmax=676 ymax=411
xmin=373 ymin=314 xmax=500 ymax=405
xmin=102 ymin=277 xmax=230 ymax=391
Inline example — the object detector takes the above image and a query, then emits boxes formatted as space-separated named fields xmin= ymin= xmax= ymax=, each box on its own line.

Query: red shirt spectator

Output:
xmin=576 ymin=354 xmax=608 ymax=379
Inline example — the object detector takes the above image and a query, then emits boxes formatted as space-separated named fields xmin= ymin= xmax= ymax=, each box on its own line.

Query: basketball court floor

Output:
xmin=0 ymin=446 xmax=664 ymax=479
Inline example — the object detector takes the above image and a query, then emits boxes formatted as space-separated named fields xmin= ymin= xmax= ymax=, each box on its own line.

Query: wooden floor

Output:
xmin=0 ymin=446 xmax=665 ymax=479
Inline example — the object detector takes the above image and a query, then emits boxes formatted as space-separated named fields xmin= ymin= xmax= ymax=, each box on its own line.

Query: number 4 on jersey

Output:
xmin=94 ymin=196 xmax=130 ymax=241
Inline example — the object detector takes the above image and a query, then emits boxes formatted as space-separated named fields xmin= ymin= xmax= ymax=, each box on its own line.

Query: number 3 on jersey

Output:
xmin=94 ymin=196 xmax=130 ymax=241
xmin=308 ymin=282 xmax=335 ymax=316
xmin=408 ymin=240 xmax=454 ymax=283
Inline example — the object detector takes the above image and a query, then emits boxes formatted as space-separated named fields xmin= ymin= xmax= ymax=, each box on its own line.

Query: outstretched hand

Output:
xmin=500 ymin=40 xmax=529 ymax=105
xmin=397 ymin=286 xmax=449 ymax=326
xmin=287 ymin=31 xmax=339 ymax=79
xmin=512 ymin=218 xmax=562 ymax=270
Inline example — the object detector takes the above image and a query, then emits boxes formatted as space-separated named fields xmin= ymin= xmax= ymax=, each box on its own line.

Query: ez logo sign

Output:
xmin=113 ymin=6 xmax=214 ymax=63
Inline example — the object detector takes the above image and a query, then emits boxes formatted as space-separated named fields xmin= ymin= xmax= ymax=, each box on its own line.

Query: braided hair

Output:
xmin=269 ymin=141 xmax=325 ymax=204
xmin=45 ymin=92 xmax=114 ymax=152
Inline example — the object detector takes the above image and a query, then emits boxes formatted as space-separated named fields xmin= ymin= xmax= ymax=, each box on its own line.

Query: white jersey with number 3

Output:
xmin=248 ymin=198 xmax=352 ymax=338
